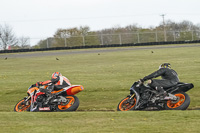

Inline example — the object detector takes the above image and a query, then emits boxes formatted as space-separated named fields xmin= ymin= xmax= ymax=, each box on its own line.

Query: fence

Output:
xmin=1 ymin=30 xmax=200 ymax=50
xmin=37 ymin=30 xmax=200 ymax=48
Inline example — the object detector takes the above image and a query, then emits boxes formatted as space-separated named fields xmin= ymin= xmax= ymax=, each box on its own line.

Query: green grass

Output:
xmin=1 ymin=111 xmax=200 ymax=133
xmin=0 ymin=44 xmax=200 ymax=132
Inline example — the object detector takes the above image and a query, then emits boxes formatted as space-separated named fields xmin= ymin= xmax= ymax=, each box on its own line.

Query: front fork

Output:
xmin=23 ymin=96 xmax=31 ymax=105
xmin=130 ymin=88 xmax=140 ymax=109
xmin=129 ymin=94 xmax=135 ymax=99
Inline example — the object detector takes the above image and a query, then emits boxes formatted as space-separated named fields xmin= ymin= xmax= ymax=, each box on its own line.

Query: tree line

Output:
xmin=35 ymin=19 xmax=200 ymax=48
xmin=1 ymin=19 xmax=200 ymax=50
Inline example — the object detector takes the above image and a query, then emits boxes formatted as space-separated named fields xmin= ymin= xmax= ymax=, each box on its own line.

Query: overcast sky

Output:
xmin=0 ymin=0 xmax=200 ymax=45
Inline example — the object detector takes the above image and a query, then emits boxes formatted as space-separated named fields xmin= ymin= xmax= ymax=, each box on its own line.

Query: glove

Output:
xmin=36 ymin=82 xmax=42 ymax=87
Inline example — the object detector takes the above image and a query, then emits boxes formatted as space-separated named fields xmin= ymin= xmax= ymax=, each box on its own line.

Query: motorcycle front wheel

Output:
xmin=117 ymin=96 xmax=137 ymax=111
xmin=164 ymin=92 xmax=190 ymax=110
xmin=56 ymin=95 xmax=79 ymax=112
xmin=14 ymin=98 xmax=31 ymax=112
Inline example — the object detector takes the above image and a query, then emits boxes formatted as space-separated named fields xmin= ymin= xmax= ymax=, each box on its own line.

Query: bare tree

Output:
xmin=79 ymin=26 xmax=90 ymax=36
xmin=0 ymin=24 xmax=18 ymax=50
xmin=18 ymin=36 xmax=30 ymax=48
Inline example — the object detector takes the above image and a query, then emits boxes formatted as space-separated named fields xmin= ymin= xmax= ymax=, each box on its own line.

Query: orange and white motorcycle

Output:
xmin=14 ymin=82 xmax=84 ymax=112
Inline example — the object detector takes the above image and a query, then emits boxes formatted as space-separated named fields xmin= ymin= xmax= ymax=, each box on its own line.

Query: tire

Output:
xmin=164 ymin=92 xmax=190 ymax=110
xmin=117 ymin=96 xmax=137 ymax=111
xmin=14 ymin=98 xmax=31 ymax=112
xmin=56 ymin=95 xmax=79 ymax=112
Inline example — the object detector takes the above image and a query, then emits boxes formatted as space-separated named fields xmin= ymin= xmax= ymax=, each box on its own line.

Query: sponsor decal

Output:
xmin=39 ymin=107 xmax=50 ymax=111
xmin=81 ymin=86 xmax=84 ymax=90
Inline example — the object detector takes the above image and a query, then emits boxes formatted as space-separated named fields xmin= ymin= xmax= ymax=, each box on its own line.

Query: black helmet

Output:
xmin=159 ymin=63 xmax=171 ymax=69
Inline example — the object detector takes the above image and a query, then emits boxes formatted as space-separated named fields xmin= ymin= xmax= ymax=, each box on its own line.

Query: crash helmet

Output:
xmin=51 ymin=72 xmax=62 ymax=83
xmin=159 ymin=63 xmax=171 ymax=69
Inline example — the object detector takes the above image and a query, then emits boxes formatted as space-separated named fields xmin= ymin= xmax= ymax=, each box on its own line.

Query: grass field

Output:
xmin=0 ymin=44 xmax=200 ymax=133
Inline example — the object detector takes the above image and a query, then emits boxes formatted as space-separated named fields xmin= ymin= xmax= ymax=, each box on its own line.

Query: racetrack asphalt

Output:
xmin=0 ymin=44 xmax=200 ymax=58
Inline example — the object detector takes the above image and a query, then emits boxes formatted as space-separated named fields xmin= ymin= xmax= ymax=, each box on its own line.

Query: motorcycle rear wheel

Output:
xmin=117 ymin=96 xmax=136 ymax=111
xmin=164 ymin=92 xmax=190 ymax=110
xmin=14 ymin=98 xmax=31 ymax=112
xmin=56 ymin=95 xmax=79 ymax=111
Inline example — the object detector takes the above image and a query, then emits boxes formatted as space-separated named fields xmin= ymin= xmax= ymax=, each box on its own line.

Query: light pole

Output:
xmin=161 ymin=14 xmax=167 ymax=42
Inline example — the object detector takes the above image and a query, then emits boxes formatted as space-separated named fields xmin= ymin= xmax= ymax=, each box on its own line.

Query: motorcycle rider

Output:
xmin=35 ymin=72 xmax=71 ymax=104
xmin=139 ymin=63 xmax=180 ymax=99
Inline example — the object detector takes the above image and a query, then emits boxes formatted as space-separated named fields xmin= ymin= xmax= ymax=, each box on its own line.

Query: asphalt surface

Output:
xmin=0 ymin=44 xmax=200 ymax=58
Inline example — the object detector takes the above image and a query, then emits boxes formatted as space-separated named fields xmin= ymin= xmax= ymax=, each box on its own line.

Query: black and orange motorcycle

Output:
xmin=14 ymin=82 xmax=84 ymax=112
xmin=117 ymin=81 xmax=194 ymax=111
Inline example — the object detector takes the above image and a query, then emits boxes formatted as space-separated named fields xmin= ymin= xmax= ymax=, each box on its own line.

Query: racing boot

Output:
xmin=158 ymin=91 xmax=168 ymax=100
xmin=156 ymin=87 xmax=168 ymax=100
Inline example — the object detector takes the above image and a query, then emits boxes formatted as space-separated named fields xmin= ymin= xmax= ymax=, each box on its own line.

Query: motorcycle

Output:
xmin=14 ymin=81 xmax=84 ymax=112
xmin=117 ymin=81 xmax=194 ymax=111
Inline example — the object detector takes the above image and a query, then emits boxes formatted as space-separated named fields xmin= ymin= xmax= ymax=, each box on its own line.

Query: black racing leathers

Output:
xmin=143 ymin=68 xmax=179 ymax=92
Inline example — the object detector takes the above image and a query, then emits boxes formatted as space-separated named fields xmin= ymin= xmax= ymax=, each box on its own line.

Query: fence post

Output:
xmin=64 ymin=36 xmax=67 ymax=47
xmin=173 ymin=31 xmax=176 ymax=41
xmin=155 ymin=30 xmax=158 ymax=42
xmin=28 ymin=38 xmax=31 ymax=49
xmin=137 ymin=32 xmax=140 ymax=43
xmin=119 ymin=34 xmax=122 ymax=45
xmin=82 ymin=35 xmax=85 ymax=46
xmin=192 ymin=30 xmax=194 ymax=41
xmin=101 ymin=34 xmax=104 ymax=45
xmin=47 ymin=38 xmax=49 ymax=48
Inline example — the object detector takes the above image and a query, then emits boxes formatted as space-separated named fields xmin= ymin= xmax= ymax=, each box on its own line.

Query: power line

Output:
xmin=1 ymin=13 xmax=199 ymax=23
xmin=0 ymin=14 xmax=157 ymax=23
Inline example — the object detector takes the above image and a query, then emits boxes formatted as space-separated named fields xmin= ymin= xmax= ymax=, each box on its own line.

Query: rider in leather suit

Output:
xmin=140 ymin=63 xmax=180 ymax=98
xmin=35 ymin=72 xmax=71 ymax=104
